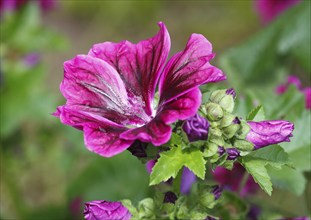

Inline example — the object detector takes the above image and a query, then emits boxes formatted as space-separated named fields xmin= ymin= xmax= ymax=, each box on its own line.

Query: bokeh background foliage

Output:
xmin=0 ymin=0 xmax=310 ymax=219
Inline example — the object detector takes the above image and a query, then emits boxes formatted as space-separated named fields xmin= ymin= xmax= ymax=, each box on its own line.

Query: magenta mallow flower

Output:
xmin=54 ymin=22 xmax=225 ymax=157
xmin=255 ymin=0 xmax=301 ymax=24
xmin=0 ymin=0 xmax=56 ymax=13
xmin=84 ymin=200 xmax=131 ymax=220
xmin=246 ymin=120 xmax=294 ymax=150
xmin=213 ymin=163 xmax=259 ymax=196
xmin=182 ymin=113 xmax=210 ymax=142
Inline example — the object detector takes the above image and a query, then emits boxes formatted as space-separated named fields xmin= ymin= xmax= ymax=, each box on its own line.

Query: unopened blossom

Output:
xmin=54 ymin=22 xmax=225 ymax=157
xmin=226 ymin=148 xmax=240 ymax=160
xmin=213 ymin=163 xmax=259 ymax=196
xmin=211 ymin=185 xmax=222 ymax=200
xmin=182 ymin=113 xmax=210 ymax=142
xmin=226 ymin=88 xmax=236 ymax=98
xmin=246 ymin=120 xmax=294 ymax=149
xmin=255 ymin=0 xmax=301 ymax=24
xmin=84 ymin=200 xmax=131 ymax=220
xmin=0 ymin=0 xmax=56 ymax=13
xmin=163 ymin=191 xmax=177 ymax=204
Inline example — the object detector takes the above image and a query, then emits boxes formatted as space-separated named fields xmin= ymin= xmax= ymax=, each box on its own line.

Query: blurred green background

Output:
xmin=1 ymin=0 xmax=310 ymax=219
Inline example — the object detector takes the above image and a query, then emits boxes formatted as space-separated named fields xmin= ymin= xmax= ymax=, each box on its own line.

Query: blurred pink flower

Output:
xmin=255 ymin=0 xmax=301 ymax=24
xmin=304 ymin=87 xmax=311 ymax=110
xmin=213 ymin=163 xmax=259 ymax=196
xmin=0 ymin=0 xmax=56 ymax=13
xmin=54 ymin=22 xmax=225 ymax=157
xmin=275 ymin=75 xmax=311 ymax=110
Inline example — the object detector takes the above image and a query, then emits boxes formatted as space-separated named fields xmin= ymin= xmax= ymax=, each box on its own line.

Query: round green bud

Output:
xmin=209 ymin=89 xmax=235 ymax=113
xmin=205 ymin=103 xmax=224 ymax=121
xmin=222 ymin=124 xmax=240 ymax=139
xmin=220 ymin=112 xmax=236 ymax=128
xmin=235 ymin=120 xmax=251 ymax=139
xmin=234 ymin=139 xmax=254 ymax=151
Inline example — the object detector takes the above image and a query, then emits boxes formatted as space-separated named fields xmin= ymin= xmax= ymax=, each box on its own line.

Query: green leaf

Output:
xmin=239 ymin=145 xmax=292 ymax=195
xmin=246 ymin=105 xmax=265 ymax=121
xmin=267 ymin=165 xmax=306 ymax=196
xmin=149 ymin=146 xmax=205 ymax=186
xmin=240 ymin=158 xmax=272 ymax=195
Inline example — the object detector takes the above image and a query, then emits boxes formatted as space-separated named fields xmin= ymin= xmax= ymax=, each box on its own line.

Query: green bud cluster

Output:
xmin=201 ymin=89 xmax=254 ymax=165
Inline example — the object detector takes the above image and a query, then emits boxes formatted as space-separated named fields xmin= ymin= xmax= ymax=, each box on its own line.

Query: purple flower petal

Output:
xmin=55 ymin=106 xmax=133 ymax=157
xmin=182 ymin=112 xmax=209 ymax=142
xmin=88 ymin=22 xmax=170 ymax=116
xmin=157 ymin=88 xmax=202 ymax=124
xmin=84 ymin=200 xmax=131 ymax=220
xmin=120 ymin=117 xmax=172 ymax=146
xmin=246 ymin=120 xmax=294 ymax=149
xmin=158 ymin=34 xmax=226 ymax=105
xmin=180 ymin=167 xmax=196 ymax=194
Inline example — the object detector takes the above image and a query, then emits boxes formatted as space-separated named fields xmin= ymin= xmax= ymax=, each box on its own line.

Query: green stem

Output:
xmin=238 ymin=171 xmax=250 ymax=195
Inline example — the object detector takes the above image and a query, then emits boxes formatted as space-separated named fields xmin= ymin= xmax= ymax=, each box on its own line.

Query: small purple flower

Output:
xmin=304 ymin=87 xmax=311 ymax=110
xmin=180 ymin=167 xmax=196 ymax=194
xmin=246 ymin=120 xmax=294 ymax=150
xmin=213 ymin=163 xmax=259 ymax=196
xmin=182 ymin=113 xmax=210 ymax=142
xmin=211 ymin=185 xmax=222 ymax=200
xmin=163 ymin=191 xmax=178 ymax=204
xmin=226 ymin=148 xmax=240 ymax=160
xmin=84 ymin=200 xmax=131 ymax=220
xmin=255 ymin=0 xmax=301 ymax=24
xmin=54 ymin=22 xmax=225 ymax=157
xmin=218 ymin=146 xmax=225 ymax=156
xmin=226 ymin=88 xmax=236 ymax=98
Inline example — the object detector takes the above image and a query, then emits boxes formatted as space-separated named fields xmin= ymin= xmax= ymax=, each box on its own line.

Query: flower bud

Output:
xmin=182 ymin=114 xmax=210 ymax=142
xmin=218 ymin=146 xmax=225 ymax=156
xmin=205 ymin=103 xmax=224 ymax=121
xmin=138 ymin=198 xmax=155 ymax=219
xmin=163 ymin=191 xmax=178 ymax=204
xmin=209 ymin=89 xmax=235 ymax=113
xmin=235 ymin=120 xmax=251 ymax=139
xmin=211 ymin=185 xmax=222 ymax=200
xmin=226 ymin=88 xmax=236 ymax=98
xmin=203 ymin=142 xmax=219 ymax=157
xmin=246 ymin=120 xmax=294 ymax=149
xmin=226 ymin=148 xmax=240 ymax=160
xmin=220 ymin=112 xmax=236 ymax=128
xmin=84 ymin=200 xmax=131 ymax=220
xmin=222 ymin=124 xmax=240 ymax=139
xmin=234 ymin=139 xmax=254 ymax=151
